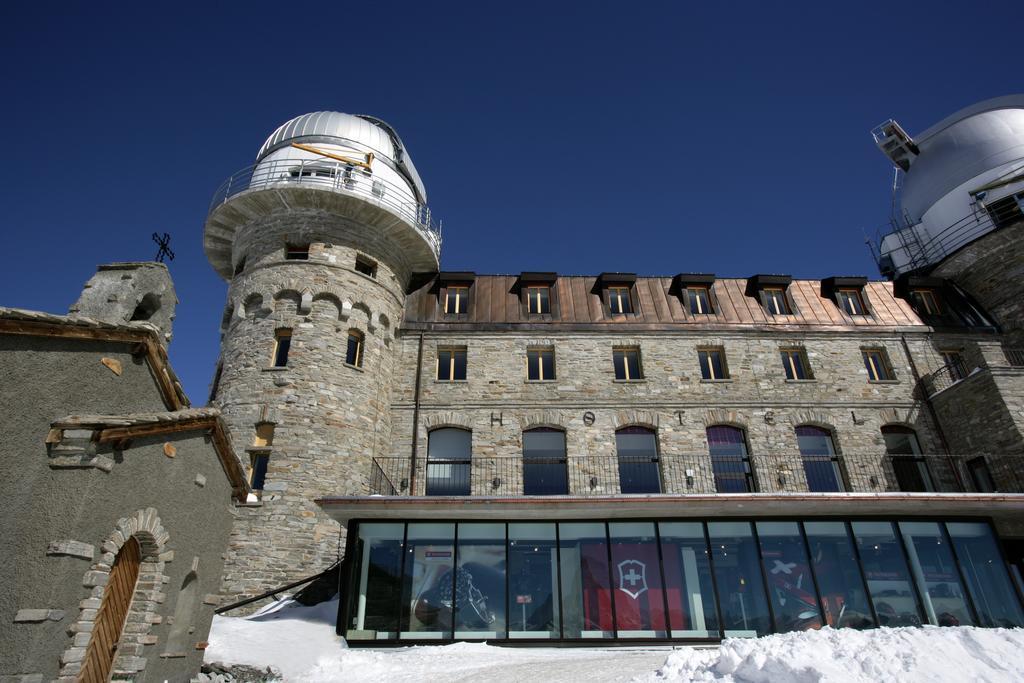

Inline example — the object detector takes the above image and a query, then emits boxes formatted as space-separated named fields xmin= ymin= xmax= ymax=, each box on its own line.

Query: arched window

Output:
xmin=346 ymin=330 xmax=364 ymax=367
xmin=615 ymin=427 xmax=661 ymax=494
xmin=882 ymin=426 xmax=934 ymax=492
xmin=523 ymin=428 xmax=568 ymax=495
xmin=707 ymin=426 xmax=754 ymax=493
xmin=795 ymin=426 xmax=844 ymax=492
xmin=165 ymin=572 xmax=198 ymax=655
xmin=426 ymin=428 xmax=471 ymax=496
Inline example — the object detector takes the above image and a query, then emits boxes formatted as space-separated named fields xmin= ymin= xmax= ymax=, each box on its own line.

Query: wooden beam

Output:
xmin=290 ymin=142 xmax=373 ymax=170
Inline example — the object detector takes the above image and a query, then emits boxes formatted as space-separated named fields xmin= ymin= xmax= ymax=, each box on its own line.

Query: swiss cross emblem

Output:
xmin=617 ymin=559 xmax=648 ymax=599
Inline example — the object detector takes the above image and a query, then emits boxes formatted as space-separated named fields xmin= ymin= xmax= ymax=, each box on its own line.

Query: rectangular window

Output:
xmin=355 ymin=256 xmax=377 ymax=278
xmin=698 ymin=348 xmax=728 ymax=380
xmin=526 ymin=347 xmax=555 ymax=381
xmin=253 ymin=423 xmax=275 ymax=447
xmin=608 ymin=286 xmax=633 ymax=315
xmin=863 ymin=349 xmax=893 ymax=381
xmin=249 ymin=452 xmax=270 ymax=490
xmin=285 ymin=243 xmax=310 ymax=260
xmin=436 ymin=347 xmax=467 ymax=381
xmin=940 ymin=349 xmax=966 ymax=381
xmin=763 ymin=288 xmax=791 ymax=315
xmin=444 ymin=286 xmax=469 ymax=315
xmin=508 ymin=523 xmax=560 ymax=637
xmin=837 ymin=289 xmax=866 ymax=315
xmin=910 ymin=289 xmax=940 ymax=315
xmin=688 ymin=287 xmax=712 ymax=314
xmin=346 ymin=332 xmax=363 ymax=367
xmin=612 ymin=347 xmax=643 ymax=380
xmin=526 ymin=286 xmax=551 ymax=314
xmin=271 ymin=329 xmax=291 ymax=367
xmin=780 ymin=348 xmax=811 ymax=380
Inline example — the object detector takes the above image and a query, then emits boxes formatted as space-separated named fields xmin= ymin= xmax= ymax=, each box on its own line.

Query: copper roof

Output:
xmin=404 ymin=276 xmax=927 ymax=330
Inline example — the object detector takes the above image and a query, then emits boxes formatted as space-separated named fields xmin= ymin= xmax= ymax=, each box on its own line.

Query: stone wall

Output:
xmin=387 ymin=330 xmax=955 ymax=496
xmin=214 ymin=213 xmax=408 ymax=608
xmin=934 ymin=221 xmax=1024 ymax=341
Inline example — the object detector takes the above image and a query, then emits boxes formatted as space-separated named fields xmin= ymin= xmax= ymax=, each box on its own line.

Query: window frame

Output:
xmin=248 ymin=451 xmax=270 ymax=491
xmin=837 ymin=288 xmax=867 ymax=316
xmin=346 ymin=330 xmax=364 ymax=368
xmin=285 ymin=243 xmax=310 ymax=260
xmin=425 ymin=427 xmax=472 ymax=496
xmin=436 ymin=346 xmax=468 ymax=381
xmin=612 ymin=346 xmax=644 ymax=381
xmin=698 ymin=347 xmax=730 ymax=381
xmin=526 ymin=346 xmax=556 ymax=382
xmin=687 ymin=286 xmax=714 ymax=315
xmin=444 ymin=285 xmax=470 ymax=316
xmin=607 ymin=286 xmax=634 ymax=315
xmin=910 ymin=288 xmax=941 ymax=316
xmin=522 ymin=427 xmax=569 ymax=495
xmin=939 ymin=349 xmax=967 ymax=381
xmin=355 ymin=256 xmax=378 ymax=279
xmin=271 ymin=328 xmax=292 ymax=368
xmin=862 ymin=348 xmax=895 ymax=382
xmin=780 ymin=347 xmax=813 ymax=381
xmin=525 ymin=285 xmax=552 ymax=315
xmin=706 ymin=425 xmax=755 ymax=493
xmin=762 ymin=287 xmax=792 ymax=316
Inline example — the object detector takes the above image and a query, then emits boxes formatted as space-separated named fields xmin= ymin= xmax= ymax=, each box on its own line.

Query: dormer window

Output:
xmin=911 ymin=289 xmax=941 ymax=315
xmin=763 ymin=288 xmax=790 ymax=315
xmin=745 ymin=275 xmax=794 ymax=317
xmin=608 ymin=286 xmax=632 ymax=315
xmin=838 ymin=289 xmax=866 ymax=315
xmin=670 ymin=274 xmax=716 ymax=316
xmin=526 ymin=286 xmax=551 ymax=314
xmin=437 ymin=272 xmax=475 ymax=317
xmin=445 ymin=285 xmax=469 ymax=315
xmin=821 ymin=277 xmax=869 ymax=317
xmin=595 ymin=273 xmax=637 ymax=317
xmin=688 ymin=287 xmax=712 ymax=314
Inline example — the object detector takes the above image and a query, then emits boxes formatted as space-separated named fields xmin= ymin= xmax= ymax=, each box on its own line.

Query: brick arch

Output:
xmin=350 ymin=301 xmax=373 ymax=326
xmin=788 ymin=409 xmax=837 ymax=431
xmin=878 ymin=406 xmax=922 ymax=427
xmin=518 ymin=411 xmax=569 ymax=431
xmin=311 ymin=292 xmax=344 ymax=320
xmin=422 ymin=412 xmax=473 ymax=431
xmin=59 ymin=508 xmax=170 ymax=681
xmin=612 ymin=410 xmax=659 ymax=430
xmin=700 ymin=408 xmax=747 ymax=429
xmin=271 ymin=288 xmax=303 ymax=315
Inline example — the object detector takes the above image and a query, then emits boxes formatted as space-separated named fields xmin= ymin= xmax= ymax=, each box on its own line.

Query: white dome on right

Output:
xmin=901 ymin=95 xmax=1024 ymax=221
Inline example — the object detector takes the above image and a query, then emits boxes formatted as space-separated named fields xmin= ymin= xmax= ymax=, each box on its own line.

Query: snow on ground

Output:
xmin=639 ymin=626 xmax=1024 ymax=682
xmin=207 ymin=598 xmax=1024 ymax=682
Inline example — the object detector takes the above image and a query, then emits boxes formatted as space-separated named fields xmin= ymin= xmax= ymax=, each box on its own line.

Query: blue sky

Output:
xmin=1 ymin=1 xmax=1019 ymax=401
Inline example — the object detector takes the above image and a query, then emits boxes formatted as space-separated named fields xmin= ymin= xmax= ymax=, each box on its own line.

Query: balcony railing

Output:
xmin=368 ymin=453 xmax=1024 ymax=497
xmin=208 ymin=157 xmax=442 ymax=259
xmin=1005 ymin=347 xmax=1024 ymax=367
xmin=921 ymin=359 xmax=971 ymax=397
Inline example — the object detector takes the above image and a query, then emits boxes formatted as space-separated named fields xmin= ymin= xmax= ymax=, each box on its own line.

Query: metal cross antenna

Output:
xmin=152 ymin=232 xmax=175 ymax=263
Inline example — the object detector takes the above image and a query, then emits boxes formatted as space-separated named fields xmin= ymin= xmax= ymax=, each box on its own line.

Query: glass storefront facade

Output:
xmin=342 ymin=518 xmax=1024 ymax=643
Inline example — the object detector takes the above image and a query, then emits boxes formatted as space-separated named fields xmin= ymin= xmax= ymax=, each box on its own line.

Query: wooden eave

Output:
xmin=0 ymin=316 xmax=187 ymax=410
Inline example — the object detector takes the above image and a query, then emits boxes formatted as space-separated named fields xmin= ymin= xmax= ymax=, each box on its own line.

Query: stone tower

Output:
xmin=203 ymin=112 xmax=441 ymax=603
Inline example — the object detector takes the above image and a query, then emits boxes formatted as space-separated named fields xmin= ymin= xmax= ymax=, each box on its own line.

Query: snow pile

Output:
xmin=205 ymin=598 xmax=344 ymax=681
xmin=208 ymin=599 xmax=1024 ymax=683
xmin=642 ymin=626 xmax=1024 ymax=682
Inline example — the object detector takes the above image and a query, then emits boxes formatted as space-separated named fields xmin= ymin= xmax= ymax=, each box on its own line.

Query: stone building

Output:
xmin=0 ymin=263 xmax=248 ymax=682
xmin=204 ymin=99 xmax=1024 ymax=641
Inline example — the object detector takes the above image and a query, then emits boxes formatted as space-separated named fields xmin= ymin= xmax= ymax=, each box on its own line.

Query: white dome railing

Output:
xmin=209 ymin=157 xmax=442 ymax=258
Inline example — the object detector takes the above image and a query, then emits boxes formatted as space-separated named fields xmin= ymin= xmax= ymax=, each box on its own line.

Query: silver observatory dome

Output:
xmin=256 ymin=111 xmax=427 ymax=202
xmin=900 ymin=96 xmax=1024 ymax=221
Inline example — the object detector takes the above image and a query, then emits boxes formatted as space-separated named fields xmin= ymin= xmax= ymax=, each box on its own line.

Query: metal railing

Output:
xmin=1005 ymin=347 xmax=1024 ymax=367
xmin=874 ymin=165 xmax=1024 ymax=275
xmin=208 ymin=157 xmax=442 ymax=258
xmin=920 ymin=359 xmax=971 ymax=397
xmin=369 ymin=453 xmax=1024 ymax=497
